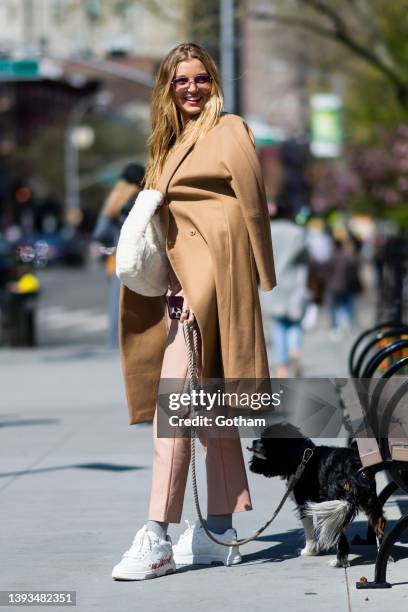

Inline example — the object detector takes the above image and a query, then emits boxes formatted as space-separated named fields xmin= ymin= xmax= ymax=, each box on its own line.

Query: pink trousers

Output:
xmin=147 ymin=288 xmax=252 ymax=523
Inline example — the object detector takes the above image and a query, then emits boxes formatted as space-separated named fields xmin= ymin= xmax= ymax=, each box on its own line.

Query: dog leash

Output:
xmin=182 ymin=321 xmax=315 ymax=547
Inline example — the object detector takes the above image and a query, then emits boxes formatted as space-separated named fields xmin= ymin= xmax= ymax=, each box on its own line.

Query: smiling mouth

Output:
xmin=184 ymin=97 xmax=202 ymax=103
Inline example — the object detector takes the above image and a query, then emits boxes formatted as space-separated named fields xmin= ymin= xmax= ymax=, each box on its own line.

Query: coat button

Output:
xmin=189 ymin=229 xmax=197 ymax=236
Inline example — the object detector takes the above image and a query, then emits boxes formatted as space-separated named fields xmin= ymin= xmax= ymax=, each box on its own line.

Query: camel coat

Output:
xmin=119 ymin=113 xmax=276 ymax=424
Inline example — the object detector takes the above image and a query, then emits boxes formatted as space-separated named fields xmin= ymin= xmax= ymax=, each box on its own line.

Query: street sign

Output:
xmin=310 ymin=94 xmax=342 ymax=158
xmin=0 ymin=59 xmax=40 ymax=80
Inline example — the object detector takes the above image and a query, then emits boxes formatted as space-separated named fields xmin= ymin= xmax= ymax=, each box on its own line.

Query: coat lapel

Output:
xmin=157 ymin=141 xmax=195 ymax=237
xmin=157 ymin=141 xmax=195 ymax=195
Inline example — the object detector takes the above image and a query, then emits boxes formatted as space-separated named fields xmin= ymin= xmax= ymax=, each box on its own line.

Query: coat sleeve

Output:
xmin=220 ymin=115 xmax=276 ymax=291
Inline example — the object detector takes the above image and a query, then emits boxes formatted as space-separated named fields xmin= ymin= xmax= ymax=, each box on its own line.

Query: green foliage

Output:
xmin=261 ymin=0 xmax=408 ymax=225
xmin=344 ymin=66 xmax=408 ymax=144
xmin=264 ymin=0 xmax=408 ymax=119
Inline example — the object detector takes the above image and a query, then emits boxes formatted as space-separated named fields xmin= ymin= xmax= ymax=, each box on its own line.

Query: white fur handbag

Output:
xmin=115 ymin=189 xmax=169 ymax=296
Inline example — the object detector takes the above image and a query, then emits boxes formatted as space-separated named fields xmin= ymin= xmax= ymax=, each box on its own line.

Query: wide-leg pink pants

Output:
xmin=147 ymin=287 xmax=252 ymax=523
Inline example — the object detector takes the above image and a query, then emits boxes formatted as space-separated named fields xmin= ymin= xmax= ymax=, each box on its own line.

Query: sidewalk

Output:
xmin=1 ymin=264 xmax=406 ymax=612
xmin=1 ymin=334 xmax=407 ymax=612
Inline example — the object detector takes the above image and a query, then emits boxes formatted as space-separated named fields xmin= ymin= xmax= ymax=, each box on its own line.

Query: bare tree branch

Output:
xmin=249 ymin=11 xmax=338 ymax=38
xmin=250 ymin=2 xmax=408 ymax=107
xmin=349 ymin=0 xmax=400 ymax=73
xmin=300 ymin=0 xmax=348 ymax=34
xmin=299 ymin=0 xmax=408 ymax=102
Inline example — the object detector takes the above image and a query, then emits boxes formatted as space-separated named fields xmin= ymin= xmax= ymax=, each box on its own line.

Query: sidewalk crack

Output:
xmin=345 ymin=567 xmax=353 ymax=612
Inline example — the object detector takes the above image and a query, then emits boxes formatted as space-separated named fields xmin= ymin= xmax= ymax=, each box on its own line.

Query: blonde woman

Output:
xmin=112 ymin=43 xmax=276 ymax=581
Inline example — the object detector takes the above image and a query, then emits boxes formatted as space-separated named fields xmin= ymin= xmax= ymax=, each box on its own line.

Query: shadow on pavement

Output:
xmin=240 ymin=519 xmax=408 ymax=566
xmin=0 ymin=418 xmax=60 ymax=428
xmin=0 ymin=462 xmax=145 ymax=478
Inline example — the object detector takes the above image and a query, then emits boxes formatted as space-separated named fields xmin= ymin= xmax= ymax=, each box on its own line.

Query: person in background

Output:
xmin=326 ymin=236 xmax=363 ymax=336
xmin=260 ymin=202 xmax=309 ymax=377
xmin=93 ymin=163 xmax=145 ymax=348
xmin=306 ymin=219 xmax=333 ymax=309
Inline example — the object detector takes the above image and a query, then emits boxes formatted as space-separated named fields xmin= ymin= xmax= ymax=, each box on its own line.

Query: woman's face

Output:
xmin=172 ymin=59 xmax=212 ymax=123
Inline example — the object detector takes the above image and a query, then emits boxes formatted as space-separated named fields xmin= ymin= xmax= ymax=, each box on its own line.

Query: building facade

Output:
xmin=0 ymin=0 xmax=187 ymax=59
xmin=241 ymin=0 xmax=314 ymax=136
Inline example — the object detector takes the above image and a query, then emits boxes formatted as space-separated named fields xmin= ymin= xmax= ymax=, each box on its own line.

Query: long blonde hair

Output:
xmin=144 ymin=42 xmax=224 ymax=189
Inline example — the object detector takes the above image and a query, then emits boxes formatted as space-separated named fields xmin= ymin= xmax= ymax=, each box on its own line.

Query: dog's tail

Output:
xmin=304 ymin=500 xmax=355 ymax=550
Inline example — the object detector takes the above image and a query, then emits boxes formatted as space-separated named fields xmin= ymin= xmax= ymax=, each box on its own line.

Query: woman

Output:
xmin=93 ymin=163 xmax=145 ymax=347
xmin=113 ymin=43 xmax=276 ymax=581
xmin=259 ymin=203 xmax=309 ymax=378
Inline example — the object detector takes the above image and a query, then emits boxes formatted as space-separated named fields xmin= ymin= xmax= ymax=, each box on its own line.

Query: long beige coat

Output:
xmin=119 ymin=113 xmax=276 ymax=424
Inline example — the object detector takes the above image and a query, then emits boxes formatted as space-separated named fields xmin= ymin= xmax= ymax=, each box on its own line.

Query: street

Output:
xmin=1 ymin=2 xmax=407 ymax=610
xmin=34 ymin=262 xmax=376 ymax=371
xmin=35 ymin=263 xmax=109 ymax=347
xmin=1 ymin=264 xmax=407 ymax=611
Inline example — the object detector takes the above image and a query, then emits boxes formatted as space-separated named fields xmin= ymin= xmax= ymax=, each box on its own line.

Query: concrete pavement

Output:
xmin=2 ymin=344 xmax=408 ymax=612
xmin=1 ymin=265 xmax=407 ymax=611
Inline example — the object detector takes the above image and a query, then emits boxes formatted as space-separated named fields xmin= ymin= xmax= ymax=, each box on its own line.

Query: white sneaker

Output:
xmin=112 ymin=525 xmax=176 ymax=580
xmin=172 ymin=520 xmax=242 ymax=566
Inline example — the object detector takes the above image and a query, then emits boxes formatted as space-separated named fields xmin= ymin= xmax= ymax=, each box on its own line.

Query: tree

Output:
xmin=350 ymin=125 xmax=408 ymax=225
xmin=249 ymin=0 xmax=408 ymax=111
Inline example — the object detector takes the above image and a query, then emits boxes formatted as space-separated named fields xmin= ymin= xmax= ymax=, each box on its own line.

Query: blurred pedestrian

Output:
xmin=93 ymin=163 xmax=145 ymax=348
xmin=260 ymin=203 xmax=309 ymax=378
xmin=306 ymin=219 xmax=333 ymax=307
xmin=113 ymin=42 xmax=275 ymax=581
xmin=326 ymin=238 xmax=363 ymax=336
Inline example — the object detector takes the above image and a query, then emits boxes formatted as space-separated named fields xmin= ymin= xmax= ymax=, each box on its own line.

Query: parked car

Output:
xmin=6 ymin=230 xmax=88 ymax=268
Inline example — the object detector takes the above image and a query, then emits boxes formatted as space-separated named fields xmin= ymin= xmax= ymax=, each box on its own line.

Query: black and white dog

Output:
xmin=247 ymin=423 xmax=386 ymax=567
